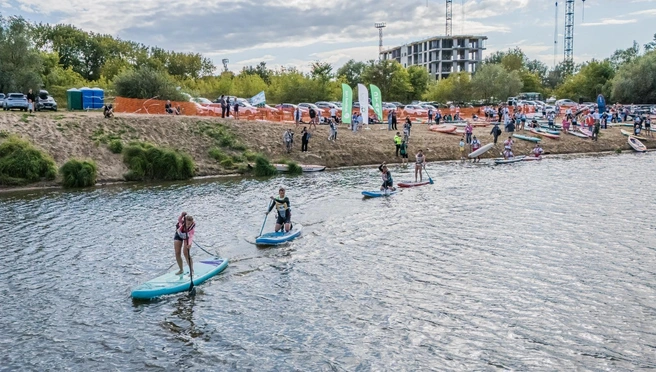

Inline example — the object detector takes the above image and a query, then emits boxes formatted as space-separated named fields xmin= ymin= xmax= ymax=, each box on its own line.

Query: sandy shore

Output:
xmin=0 ymin=111 xmax=652 ymax=189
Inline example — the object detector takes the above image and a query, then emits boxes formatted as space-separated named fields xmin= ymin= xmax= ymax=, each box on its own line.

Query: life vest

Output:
xmin=177 ymin=221 xmax=195 ymax=240
xmin=275 ymin=199 xmax=289 ymax=218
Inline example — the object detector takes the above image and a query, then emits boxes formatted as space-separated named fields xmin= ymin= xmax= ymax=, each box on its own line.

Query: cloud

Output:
xmin=581 ymin=18 xmax=637 ymax=26
xmin=629 ymin=8 xmax=656 ymax=15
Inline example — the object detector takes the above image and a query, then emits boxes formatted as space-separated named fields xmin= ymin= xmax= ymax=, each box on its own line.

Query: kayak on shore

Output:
xmin=428 ymin=125 xmax=457 ymax=133
xmin=620 ymin=129 xmax=649 ymax=141
xmin=628 ymin=136 xmax=647 ymax=152
xmin=274 ymin=164 xmax=326 ymax=172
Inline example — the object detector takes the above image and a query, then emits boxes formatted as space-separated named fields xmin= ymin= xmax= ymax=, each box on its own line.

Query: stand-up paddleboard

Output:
xmin=513 ymin=134 xmax=541 ymax=143
xmin=468 ymin=143 xmax=494 ymax=158
xmin=628 ymin=137 xmax=647 ymax=152
xmin=274 ymin=164 xmax=326 ymax=172
xmin=579 ymin=128 xmax=593 ymax=137
xmin=256 ymin=224 xmax=303 ymax=245
xmin=493 ymin=156 xmax=526 ymax=164
xmin=530 ymin=129 xmax=560 ymax=139
xmin=362 ymin=190 xmax=398 ymax=197
xmin=397 ymin=181 xmax=430 ymax=188
xmin=620 ymin=129 xmax=648 ymax=141
xmin=131 ymin=258 xmax=229 ymax=300
xmin=523 ymin=155 xmax=543 ymax=161
xmin=568 ymin=130 xmax=588 ymax=139
xmin=428 ymin=124 xmax=457 ymax=133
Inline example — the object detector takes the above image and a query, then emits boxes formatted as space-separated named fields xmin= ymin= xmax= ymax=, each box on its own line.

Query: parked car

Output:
xmin=388 ymin=101 xmax=404 ymax=108
xmin=420 ymin=104 xmax=438 ymax=111
xmin=382 ymin=103 xmax=397 ymax=110
xmin=298 ymin=103 xmax=322 ymax=113
xmin=36 ymin=90 xmax=58 ymax=111
xmin=555 ymin=99 xmax=578 ymax=107
xmin=0 ymin=93 xmax=5 ymax=107
xmin=402 ymin=104 xmax=428 ymax=116
xmin=191 ymin=97 xmax=213 ymax=105
xmin=275 ymin=103 xmax=307 ymax=113
xmin=2 ymin=93 xmax=29 ymax=111
xmin=315 ymin=101 xmax=339 ymax=109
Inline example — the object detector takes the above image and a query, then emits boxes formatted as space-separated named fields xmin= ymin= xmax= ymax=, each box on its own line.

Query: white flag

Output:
xmin=357 ymin=83 xmax=369 ymax=126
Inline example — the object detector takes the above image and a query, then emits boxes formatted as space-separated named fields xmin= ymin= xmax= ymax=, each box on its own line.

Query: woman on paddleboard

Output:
xmin=415 ymin=150 xmax=426 ymax=182
xmin=174 ymin=212 xmax=195 ymax=275
xmin=379 ymin=162 xmax=395 ymax=191
xmin=267 ymin=187 xmax=292 ymax=233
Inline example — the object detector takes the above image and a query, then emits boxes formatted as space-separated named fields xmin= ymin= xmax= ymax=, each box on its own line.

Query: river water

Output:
xmin=1 ymin=153 xmax=655 ymax=371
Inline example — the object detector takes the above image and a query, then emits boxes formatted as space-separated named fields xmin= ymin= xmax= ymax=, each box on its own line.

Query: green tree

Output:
xmin=406 ymin=65 xmax=430 ymax=101
xmin=644 ymin=33 xmax=656 ymax=52
xmin=241 ymin=62 xmax=272 ymax=85
xmin=555 ymin=60 xmax=614 ymax=101
xmin=471 ymin=64 xmax=523 ymax=101
xmin=0 ymin=15 xmax=43 ymax=93
xmin=361 ymin=60 xmax=412 ymax=102
xmin=609 ymin=41 xmax=641 ymax=70
xmin=113 ymin=67 xmax=185 ymax=100
xmin=422 ymin=72 xmax=471 ymax=103
xmin=232 ymin=73 xmax=267 ymax=98
xmin=611 ymin=51 xmax=656 ymax=103
xmin=336 ymin=59 xmax=366 ymax=87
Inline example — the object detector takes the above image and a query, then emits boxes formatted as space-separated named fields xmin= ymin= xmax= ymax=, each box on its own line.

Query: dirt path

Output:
xmin=0 ymin=111 xmax=651 ymax=185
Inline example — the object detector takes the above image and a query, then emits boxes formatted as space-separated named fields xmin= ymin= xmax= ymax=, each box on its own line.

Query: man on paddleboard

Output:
xmin=415 ymin=149 xmax=426 ymax=182
xmin=267 ymin=188 xmax=292 ymax=233
xmin=174 ymin=212 xmax=195 ymax=276
xmin=379 ymin=162 xmax=396 ymax=191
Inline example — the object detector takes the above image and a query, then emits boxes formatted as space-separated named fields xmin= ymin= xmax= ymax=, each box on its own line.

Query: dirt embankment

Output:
xmin=0 ymin=111 xmax=651 ymax=186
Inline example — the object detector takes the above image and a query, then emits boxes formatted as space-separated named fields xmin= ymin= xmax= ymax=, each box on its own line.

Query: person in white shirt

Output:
xmin=330 ymin=107 xmax=337 ymax=122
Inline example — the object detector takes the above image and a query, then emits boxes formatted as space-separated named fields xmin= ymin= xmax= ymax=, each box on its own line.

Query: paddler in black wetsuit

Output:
xmin=378 ymin=162 xmax=396 ymax=192
xmin=267 ymin=187 xmax=292 ymax=233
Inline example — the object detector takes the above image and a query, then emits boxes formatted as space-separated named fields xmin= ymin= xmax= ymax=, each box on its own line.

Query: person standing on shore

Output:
xmin=459 ymin=137 xmax=466 ymax=161
xmin=491 ymin=123 xmax=502 ymax=144
xmin=283 ymin=129 xmax=293 ymax=153
xmin=173 ymin=212 xmax=195 ymax=276
xmin=328 ymin=120 xmax=337 ymax=142
xmin=394 ymin=132 xmax=402 ymax=157
xmin=220 ymin=95 xmax=226 ymax=118
xmin=27 ymin=89 xmax=35 ymax=113
xmin=226 ymin=97 xmax=231 ymax=117
xmin=592 ymin=119 xmax=600 ymax=141
xmin=301 ymin=127 xmax=310 ymax=151
xmin=435 ymin=109 xmax=442 ymax=125
xmin=562 ymin=117 xmax=570 ymax=134
xmin=330 ymin=106 xmax=337 ymax=123
xmin=387 ymin=110 xmax=393 ymax=131
xmin=391 ymin=109 xmax=398 ymax=130
xmin=645 ymin=116 xmax=652 ymax=137
xmin=471 ymin=136 xmax=481 ymax=163
xmin=233 ymin=101 xmax=240 ymax=120
xmin=427 ymin=108 xmax=433 ymax=124
xmin=503 ymin=136 xmax=514 ymax=159
xmin=465 ymin=122 xmax=473 ymax=144
xmin=294 ymin=106 xmax=302 ymax=127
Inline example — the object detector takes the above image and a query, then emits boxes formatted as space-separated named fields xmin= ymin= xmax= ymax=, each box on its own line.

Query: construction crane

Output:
xmin=446 ymin=0 xmax=453 ymax=36
xmin=563 ymin=0 xmax=586 ymax=65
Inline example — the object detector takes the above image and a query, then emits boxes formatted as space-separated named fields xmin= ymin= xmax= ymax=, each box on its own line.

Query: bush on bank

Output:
xmin=254 ymin=155 xmax=278 ymax=177
xmin=60 ymin=159 xmax=97 ymax=188
xmin=123 ymin=142 xmax=194 ymax=181
xmin=0 ymin=136 xmax=57 ymax=185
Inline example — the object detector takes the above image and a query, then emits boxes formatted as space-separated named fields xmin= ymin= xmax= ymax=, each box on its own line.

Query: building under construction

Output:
xmin=379 ymin=35 xmax=487 ymax=80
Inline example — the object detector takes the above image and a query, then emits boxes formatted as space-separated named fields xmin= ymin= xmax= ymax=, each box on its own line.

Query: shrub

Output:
xmin=219 ymin=135 xmax=235 ymax=148
xmin=286 ymin=161 xmax=303 ymax=175
xmin=220 ymin=158 xmax=235 ymax=168
xmin=237 ymin=164 xmax=251 ymax=174
xmin=0 ymin=136 xmax=57 ymax=185
xmin=113 ymin=67 xmax=186 ymax=101
xmin=108 ymin=139 xmax=123 ymax=154
xmin=231 ymin=142 xmax=247 ymax=151
xmin=208 ymin=147 xmax=227 ymax=162
xmin=122 ymin=142 xmax=194 ymax=181
xmin=60 ymin=159 xmax=97 ymax=188
xmin=253 ymin=155 xmax=278 ymax=177
xmin=231 ymin=154 xmax=245 ymax=163
xmin=243 ymin=150 xmax=258 ymax=162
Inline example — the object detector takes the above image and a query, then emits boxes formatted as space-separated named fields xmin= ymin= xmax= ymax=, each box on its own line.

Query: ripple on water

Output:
xmin=0 ymin=152 xmax=655 ymax=370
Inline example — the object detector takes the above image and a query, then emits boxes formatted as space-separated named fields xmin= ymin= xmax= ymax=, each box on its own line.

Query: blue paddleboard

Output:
xmin=131 ymin=258 xmax=228 ymax=300
xmin=256 ymin=224 xmax=303 ymax=245
xmin=362 ymin=190 xmax=398 ymax=197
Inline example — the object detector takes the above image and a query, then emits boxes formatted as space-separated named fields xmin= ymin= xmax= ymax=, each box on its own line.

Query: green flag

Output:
xmin=370 ymin=84 xmax=383 ymax=121
xmin=341 ymin=84 xmax=353 ymax=124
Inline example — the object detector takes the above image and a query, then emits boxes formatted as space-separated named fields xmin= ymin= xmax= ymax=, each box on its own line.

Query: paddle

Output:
xmin=258 ymin=200 xmax=274 ymax=238
xmin=188 ymin=250 xmax=196 ymax=296
xmin=423 ymin=165 xmax=434 ymax=184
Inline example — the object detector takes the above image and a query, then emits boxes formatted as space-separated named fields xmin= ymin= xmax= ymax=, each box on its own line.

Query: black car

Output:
xmin=36 ymin=90 xmax=57 ymax=111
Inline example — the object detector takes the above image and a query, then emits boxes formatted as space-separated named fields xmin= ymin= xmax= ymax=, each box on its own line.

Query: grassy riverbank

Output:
xmin=0 ymin=111 xmax=651 ymax=188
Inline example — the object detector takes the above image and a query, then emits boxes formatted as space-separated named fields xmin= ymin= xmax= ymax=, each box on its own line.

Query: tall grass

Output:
xmin=123 ymin=142 xmax=195 ymax=181
xmin=253 ymin=155 xmax=278 ymax=177
xmin=0 ymin=136 xmax=56 ymax=185
xmin=286 ymin=161 xmax=303 ymax=175
xmin=60 ymin=159 xmax=97 ymax=188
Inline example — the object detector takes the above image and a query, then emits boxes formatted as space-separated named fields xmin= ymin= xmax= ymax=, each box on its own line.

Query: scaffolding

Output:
xmin=564 ymin=0 xmax=574 ymax=63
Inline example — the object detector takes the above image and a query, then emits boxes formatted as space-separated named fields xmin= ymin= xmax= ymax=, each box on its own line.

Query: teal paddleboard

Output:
xmin=131 ymin=258 xmax=228 ymax=300
xmin=255 ymin=224 xmax=303 ymax=245
xmin=362 ymin=190 xmax=398 ymax=198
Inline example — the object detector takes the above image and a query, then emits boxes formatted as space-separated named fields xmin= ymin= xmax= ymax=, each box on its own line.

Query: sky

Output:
xmin=2 ymin=0 xmax=655 ymax=73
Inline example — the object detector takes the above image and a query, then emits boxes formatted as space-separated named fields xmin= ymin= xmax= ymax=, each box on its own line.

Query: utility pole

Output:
xmin=564 ymin=0 xmax=574 ymax=64
xmin=375 ymin=22 xmax=386 ymax=59
xmin=554 ymin=1 xmax=558 ymax=68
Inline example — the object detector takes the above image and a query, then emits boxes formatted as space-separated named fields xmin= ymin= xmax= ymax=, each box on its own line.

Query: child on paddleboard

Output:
xmin=174 ymin=212 xmax=195 ymax=276
xmin=379 ymin=162 xmax=395 ymax=191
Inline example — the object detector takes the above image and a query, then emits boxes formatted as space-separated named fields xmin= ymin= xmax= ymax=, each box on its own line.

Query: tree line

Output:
xmin=1 ymin=14 xmax=655 ymax=106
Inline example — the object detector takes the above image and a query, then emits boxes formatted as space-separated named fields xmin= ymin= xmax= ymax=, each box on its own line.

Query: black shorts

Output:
xmin=401 ymin=153 xmax=408 ymax=158
xmin=173 ymin=232 xmax=184 ymax=241
xmin=276 ymin=211 xmax=291 ymax=225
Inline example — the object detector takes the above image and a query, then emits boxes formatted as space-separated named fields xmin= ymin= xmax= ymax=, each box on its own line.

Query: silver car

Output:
xmin=2 ymin=93 xmax=29 ymax=111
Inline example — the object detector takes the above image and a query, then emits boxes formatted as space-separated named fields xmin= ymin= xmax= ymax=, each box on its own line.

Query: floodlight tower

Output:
xmin=564 ymin=0 xmax=574 ymax=64
xmin=446 ymin=0 xmax=453 ymax=36
xmin=375 ymin=22 xmax=386 ymax=58
xmin=222 ymin=58 xmax=229 ymax=72
xmin=554 ymin=1 xmax=558 ymax=67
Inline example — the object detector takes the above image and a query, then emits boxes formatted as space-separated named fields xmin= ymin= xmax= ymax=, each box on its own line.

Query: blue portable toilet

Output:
xmin=80 ymin=87 xmax=93 ymax=110
xmin=91 ymin=87 xmax=104 ymax=109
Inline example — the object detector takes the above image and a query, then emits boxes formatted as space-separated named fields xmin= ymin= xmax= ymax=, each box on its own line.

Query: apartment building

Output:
xmin=380 ymin=35 xmax=487 ymax=80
